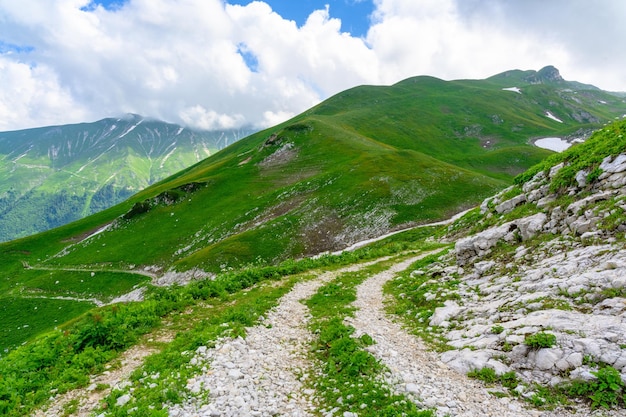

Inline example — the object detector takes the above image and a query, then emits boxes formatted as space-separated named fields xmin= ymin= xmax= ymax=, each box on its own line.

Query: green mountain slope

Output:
xmin=0 ymin=114 xmax=253 ymax=242
xmin=1 ymin=120 xmax=625 ymax=417
xmin=1 ymin=67 xmax=626 ymax=353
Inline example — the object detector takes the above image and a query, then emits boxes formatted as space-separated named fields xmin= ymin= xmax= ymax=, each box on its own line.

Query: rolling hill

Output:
xmin=1 ymin=66 xmax=626 ymax=354
xmin=0 ymin=114 xmax=254 ymax=242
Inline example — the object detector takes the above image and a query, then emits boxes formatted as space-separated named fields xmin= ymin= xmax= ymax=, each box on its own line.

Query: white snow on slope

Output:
xmin=502 ymin=87 xmax=522 ymax=94
xmin=545 ymin=111 xmax=563 ymax=123
xmin=534 ymin=137 xmax=571 ymax=152
xmin=119 ymin=120 xmax=143 ymax=138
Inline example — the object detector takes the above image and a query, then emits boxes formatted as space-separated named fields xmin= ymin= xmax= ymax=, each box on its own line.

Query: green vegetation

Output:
xmin=2 ymin=76 xmax=625 ymax=352
xmin=0 ymin=233 xmax=441 ymax=415
xmin=1 ymin=73 xmax=626 ymax=415
xmin=468 ymin=367 xmax=520 ymax=391
xmin=524 ymin=332 xmax=557 ymax=349
xmin=305 ymin=260 xmax=434 ymax=417
xmin=564 ymin=366 xmax=625 ymax=409
xmin=384 ymin=250 xmax=456 ymax=351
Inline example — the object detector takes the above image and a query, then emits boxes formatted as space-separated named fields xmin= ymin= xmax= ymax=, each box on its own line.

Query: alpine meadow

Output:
xmin=1 ymin=67 xmax=626 ymax=416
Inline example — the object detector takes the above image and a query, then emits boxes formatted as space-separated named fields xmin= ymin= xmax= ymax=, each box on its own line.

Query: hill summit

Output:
xmin=525 ymin=65 xmax=564 ymax=84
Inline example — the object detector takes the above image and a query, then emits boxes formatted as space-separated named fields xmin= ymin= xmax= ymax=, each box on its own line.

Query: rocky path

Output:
xmin=170 ymin=263 xmax=371 ymax=417
xmin=346 ymin=256 xmax=597 ymax=417
xmin=33 ymin=252 xmax=612 ymax=417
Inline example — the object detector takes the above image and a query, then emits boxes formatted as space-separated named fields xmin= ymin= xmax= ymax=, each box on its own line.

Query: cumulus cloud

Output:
xmin=0 ymin=0 xmax=624 ymax=131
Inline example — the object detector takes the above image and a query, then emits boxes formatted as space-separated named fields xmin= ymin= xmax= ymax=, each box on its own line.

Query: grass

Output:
xmin=305 ymin=259 xmax=434 ymax=417
xmin=383 ymin=249 xmax=456 ymax=351
xmin=524 ymin=332 xmax=557 ymax=349
xmin=0 ymin=297 xmax=94 ymax=353
xmin=3 ymin=80 xmax=623 ymax=356
xmin=0 ymin=236 xmax=440 ymax=415
xmin=15 ymin=269 xmax=149 ymax=301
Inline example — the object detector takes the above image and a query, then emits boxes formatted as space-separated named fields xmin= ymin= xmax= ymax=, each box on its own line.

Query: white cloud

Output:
xmin=0 ymin=0 xmax=624 ymax=131
xmin=367 ymin=0 xmax=571 ymax=84
xmin=0 ymin=57 xmax=87 ymax=131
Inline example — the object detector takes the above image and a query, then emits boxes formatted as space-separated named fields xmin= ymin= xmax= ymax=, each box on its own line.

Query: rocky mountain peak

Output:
xmin=524 ymin=65 xmax=564 ymax=84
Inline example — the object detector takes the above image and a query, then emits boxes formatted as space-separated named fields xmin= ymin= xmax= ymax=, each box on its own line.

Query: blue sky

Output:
xmin=228 ymin=1 xmax=374 ymax=37
xmin=93 ymin=0 xmax=374 ymax=36
xmin=0 ymin=0 xmax=625 ymax=131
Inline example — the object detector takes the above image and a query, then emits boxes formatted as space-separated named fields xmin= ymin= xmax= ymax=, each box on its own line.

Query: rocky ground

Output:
xmin=426 ymin=152 xmax=626 ymax=410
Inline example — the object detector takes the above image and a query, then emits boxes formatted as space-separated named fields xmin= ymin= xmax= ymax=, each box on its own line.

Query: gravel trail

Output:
xmin=346 ymin=255 xmax=592 ymax=417
xmin=170 ymin=262 xmax=371 ymax=417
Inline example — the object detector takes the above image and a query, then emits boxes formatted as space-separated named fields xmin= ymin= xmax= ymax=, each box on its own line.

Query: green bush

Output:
xmin=490 ymin=324 xmax=504 ymax=334
xmin=524 ymin=332 xmax=557 ymax=349
xmin=565 ymin=366 xmax=624 ymax=409
xmin=468 ymin=367 xmax=498 ymax=383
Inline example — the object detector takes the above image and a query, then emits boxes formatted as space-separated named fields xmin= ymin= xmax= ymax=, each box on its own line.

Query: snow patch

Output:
xmin=160 ymin=146 xmax=177 ymax=168
xmin=544 ymin=111 xmax=563 ymax=123
xmin=79 ymin=223 xmax=113 ymax=243
xmin=534 ymin=137 xmax=571 ymax=152
xmin=119 ymin=120 xmax=143 ymax=138
xmin=502 ymin=87 xmax=522 ymax=94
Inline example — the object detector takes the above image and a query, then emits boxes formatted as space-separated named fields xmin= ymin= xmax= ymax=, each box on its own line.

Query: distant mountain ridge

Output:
xmin=0 ymin=114 xmax=255 ymax=242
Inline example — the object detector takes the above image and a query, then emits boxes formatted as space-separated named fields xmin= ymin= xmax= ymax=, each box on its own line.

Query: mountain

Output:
xmin=2 ymin=119 xmax=626 ymax=417
xmin=0 ymin=114 xmax=254 ymax=242
xmin=25 ymin=67 xmax=624 ymax=269
xmin=1 ymin=68 xmax=626 ymax=415
xmin=1 ymin=67 xmax=626 ymax=343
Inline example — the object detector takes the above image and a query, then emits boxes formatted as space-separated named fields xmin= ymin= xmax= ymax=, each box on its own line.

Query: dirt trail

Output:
xmin=33 ymin=335 xmax=171 ymax=417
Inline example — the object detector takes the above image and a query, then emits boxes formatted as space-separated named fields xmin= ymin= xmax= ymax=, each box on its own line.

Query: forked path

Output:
xmin=347 ymin=256 xmax=583 ymax=417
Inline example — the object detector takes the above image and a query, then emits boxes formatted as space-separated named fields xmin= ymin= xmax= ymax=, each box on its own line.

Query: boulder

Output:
xmin=430 ymin=300 xmax=462 ymax=326
xmin=515 ymin=213 xmax=548 ymax=240
xmin=600 ymin=154 xmax=626 ymax=175
xmin=441 ymin=349 xmax=492 ymax=374
xmin=455 ymin=223 xmax=513 ymax=265
xmin=533 ymin=348 xmax=563 ymax=370
xmin=495 ymin=194 xmax=527 ymax=214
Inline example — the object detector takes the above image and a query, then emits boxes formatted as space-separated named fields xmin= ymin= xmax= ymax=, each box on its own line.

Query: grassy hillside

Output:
xmin=1 ymin=119 xmax=625 ymax=416
xmin=1 ymin=68 xmax=626 ymax=353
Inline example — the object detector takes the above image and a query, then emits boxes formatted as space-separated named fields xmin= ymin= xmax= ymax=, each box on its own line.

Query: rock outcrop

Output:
xmin=426 ymin=152 xmax=626 ymax=388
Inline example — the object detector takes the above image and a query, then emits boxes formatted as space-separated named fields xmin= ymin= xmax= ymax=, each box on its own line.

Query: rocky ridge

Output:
xmin=421 ymin=151 xmax=626 ymax=398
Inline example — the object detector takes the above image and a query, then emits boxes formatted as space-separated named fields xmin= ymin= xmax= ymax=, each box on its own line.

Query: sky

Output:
xmin=0 ymin=0 xmax=625 ymax=132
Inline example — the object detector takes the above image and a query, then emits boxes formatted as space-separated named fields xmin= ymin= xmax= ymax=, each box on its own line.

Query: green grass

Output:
xmin=0 ymin=297 xmax=94 ymax=353
xmin=384 ymin=249 xmax=456 ymax=351
xmin=305 ymin=260 xmax=434 ymax=417
xmin=15 ymin=269 xmax=148 ymax=301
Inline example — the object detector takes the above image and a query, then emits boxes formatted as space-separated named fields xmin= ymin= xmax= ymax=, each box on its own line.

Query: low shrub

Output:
xmin=524 ymin=332 xmax=557 ymax=349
